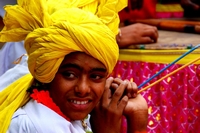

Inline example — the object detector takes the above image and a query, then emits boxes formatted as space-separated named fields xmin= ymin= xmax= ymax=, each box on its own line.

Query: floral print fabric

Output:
xmin=112 ymin=61 xmax=200 ymax=133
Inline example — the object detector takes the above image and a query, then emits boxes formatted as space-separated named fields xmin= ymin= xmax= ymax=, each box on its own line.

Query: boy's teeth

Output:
xmin=71 ymin=100 xmax=88 ymax=104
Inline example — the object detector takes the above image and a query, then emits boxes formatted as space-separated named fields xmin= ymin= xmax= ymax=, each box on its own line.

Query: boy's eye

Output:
xmin=62 ymin=71 xmax=76 ymax=79
xmin=90 ymin=74 xmax=103 ymax=80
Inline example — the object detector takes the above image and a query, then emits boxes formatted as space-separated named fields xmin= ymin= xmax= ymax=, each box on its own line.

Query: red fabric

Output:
xmin=119 ymin=0 xmax=157 ymax=22
xmin=30 ymin=89 xmax=71 ymax=121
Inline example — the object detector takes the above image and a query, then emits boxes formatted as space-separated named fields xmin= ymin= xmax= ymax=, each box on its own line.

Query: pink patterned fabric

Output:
xmin=156 ymin=12 xmax=183 ymax=19
xmin=112 ymin=61 xmax=200 ymax=133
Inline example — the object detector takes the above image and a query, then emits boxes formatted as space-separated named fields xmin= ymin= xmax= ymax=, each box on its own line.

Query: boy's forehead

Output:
xmin=62 ymin=52 xmax=107 ymax=70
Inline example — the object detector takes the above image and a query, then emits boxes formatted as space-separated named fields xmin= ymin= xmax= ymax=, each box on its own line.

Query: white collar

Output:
xmin=21 ymin=99 xmax=92 ymax=133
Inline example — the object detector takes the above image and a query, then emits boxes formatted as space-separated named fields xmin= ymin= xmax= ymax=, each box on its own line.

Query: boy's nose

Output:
xmin=75 ymin=76 xmax=91 ymax=96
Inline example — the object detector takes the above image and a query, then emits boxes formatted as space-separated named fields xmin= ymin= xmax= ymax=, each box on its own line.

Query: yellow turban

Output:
xmin=0 ymin=0 xmax=127 ymax=132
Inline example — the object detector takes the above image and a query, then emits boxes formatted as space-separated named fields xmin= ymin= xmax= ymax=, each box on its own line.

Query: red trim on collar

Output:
xmin=30 ymin=89 xmax=70 ymax=121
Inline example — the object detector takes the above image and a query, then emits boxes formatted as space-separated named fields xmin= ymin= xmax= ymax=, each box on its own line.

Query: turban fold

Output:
xmin=0 ymin=0 xmax=127 ymax=132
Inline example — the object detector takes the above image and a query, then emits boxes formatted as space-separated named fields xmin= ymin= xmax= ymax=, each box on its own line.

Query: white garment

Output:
xmin=0 ymin=41 xmax=27 ymax=76
xmin=0 ymin=58 xmax=29 ymax=91
xmin=7 ymin=99 xmax=92 ymax=133
xmin=0 ymin=41 xmax=29 ymax=91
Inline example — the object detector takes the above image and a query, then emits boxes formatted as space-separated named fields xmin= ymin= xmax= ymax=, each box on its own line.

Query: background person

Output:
xmin=118 ymin=0 xmax=159 ymax=48
xmin=0 ymin=0 xmax=29 ymax=91
xmin=0 ymin=0 xmax=27 ymax=76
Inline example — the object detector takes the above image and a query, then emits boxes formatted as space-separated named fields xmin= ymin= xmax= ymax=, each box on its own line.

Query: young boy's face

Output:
xmin=48 ymin=52 xmax=108 ymax=120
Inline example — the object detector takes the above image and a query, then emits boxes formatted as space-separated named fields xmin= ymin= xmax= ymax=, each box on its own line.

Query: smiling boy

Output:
xmin=0 ymin=0 xmax=148 ymax=133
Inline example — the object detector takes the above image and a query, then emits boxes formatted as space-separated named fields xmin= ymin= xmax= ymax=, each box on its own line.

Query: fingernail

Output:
xmin=128 ymin=93 xmax=131 ymax=98
xmin=133 ymin=93 xmax=137 ymax=97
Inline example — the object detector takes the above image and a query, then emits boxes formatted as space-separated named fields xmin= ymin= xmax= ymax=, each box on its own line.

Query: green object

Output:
xmin=186 ymin=44 xmax=193 ymax=49
xmin=139 ymin=45 xmax=145 ymax=49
